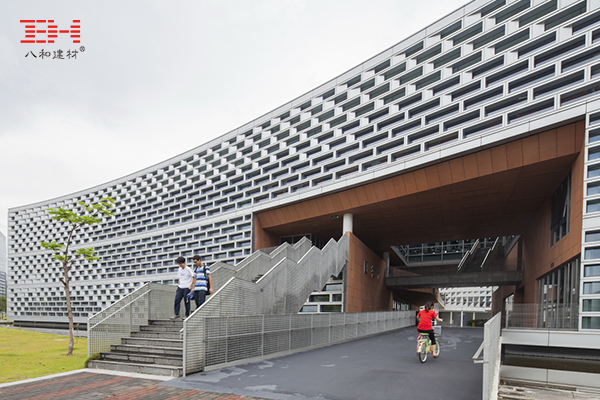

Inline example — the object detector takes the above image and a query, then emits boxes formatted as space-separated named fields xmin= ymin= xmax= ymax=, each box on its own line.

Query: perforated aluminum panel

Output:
xmin=200 ymin=311 xmax=414 ymax=371
xmin=88 ymin=283 xmax=173 ymax=356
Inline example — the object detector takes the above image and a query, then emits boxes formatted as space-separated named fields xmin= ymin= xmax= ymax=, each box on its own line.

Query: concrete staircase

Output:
xmin=87 ymin=319 xmax=184 ymax=377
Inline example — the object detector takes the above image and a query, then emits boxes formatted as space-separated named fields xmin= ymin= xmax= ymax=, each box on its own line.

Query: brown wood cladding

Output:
xmin=346 ymin=232 xmax=393 ymax=313
xmin=256 ymin=122 xmax=585 ymax=254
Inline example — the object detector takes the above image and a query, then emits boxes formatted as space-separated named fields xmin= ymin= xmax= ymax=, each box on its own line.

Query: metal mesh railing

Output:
xmin=183 ymin=235 xmax=350 ymax=375
xmin=88 ymin=283 xmax=173 ymax=355
xmin=188 ymin=235 xmax=348 ymax=320
xmin=209 ymin=238 xmax=313 ymax=291
xmin=473 ymin=313 xmax=502 ymax=400
xmin=200 ymin=311 xmax=414 ymax=371
xmin=505 ymin=304 xmax=578 ymax=330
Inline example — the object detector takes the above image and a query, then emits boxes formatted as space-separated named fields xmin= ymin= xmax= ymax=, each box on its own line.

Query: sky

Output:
xmin=0 ymin=0 xmax=462 ymax=235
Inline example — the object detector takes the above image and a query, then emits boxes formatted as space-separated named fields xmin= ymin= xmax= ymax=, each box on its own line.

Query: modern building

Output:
xmin=0 ymin=231 xmax=7 ymax=299
xmin=438 ymin=286 xmax=494 ymax=326
xmin=7 ymin=0 xmax=600 ymax=334
xmin=1 ymin=231 xmax=7 ymax=319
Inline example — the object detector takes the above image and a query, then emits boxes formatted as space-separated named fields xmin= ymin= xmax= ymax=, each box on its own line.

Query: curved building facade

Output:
xmin=8 ymin=0 xmax=600 ymax=329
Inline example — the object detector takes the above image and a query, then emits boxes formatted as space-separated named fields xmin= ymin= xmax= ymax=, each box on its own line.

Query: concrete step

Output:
xmin=149 ymin=319 xmax=184 ymax=327
xmin=111 ymin=344 xmax=183 ymax=358
xmin=140 ymin=325 xmax=182 ymax=333
xmin=131 ymin=331 xmax=182 ymax=340
xmin=122 ymin=337 xmax=183 ymax=349
xmin=87 ymin=360 xmax=183 ymax=377
xmin=101 ymin=352 xmax=183 ymax=367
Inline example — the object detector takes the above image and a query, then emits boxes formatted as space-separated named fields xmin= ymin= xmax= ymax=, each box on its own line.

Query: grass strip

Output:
xmin=0 ymin=327 xmax=88 ymax=384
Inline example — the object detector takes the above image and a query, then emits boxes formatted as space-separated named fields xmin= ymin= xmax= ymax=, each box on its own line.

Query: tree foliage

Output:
xmin=40 ymin=197 xmax=115 ymax=355
xmin=0 ymin=296 xmax=6 ymax=318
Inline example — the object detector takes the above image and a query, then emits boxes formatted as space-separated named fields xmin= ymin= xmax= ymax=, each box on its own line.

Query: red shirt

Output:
xmin=417 ymin=309 xmax=437 ymax=330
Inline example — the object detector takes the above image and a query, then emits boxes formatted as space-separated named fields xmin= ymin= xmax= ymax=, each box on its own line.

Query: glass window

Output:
xmin=300 ymin=305 xmax=318 ymax=313
xmin=309 ymin=295 xmax=330 ymax=302
xmin=588 ymin=163 xmax=600 ymax=178
xmin=550 ymin=175 xmax=570 ymax=245
xmin=325 ymin=283 xmax=343 ymax=291
xmin=583 ymin=282 xmax=600 ymax=294
xmin=587 ymin=199 xmax=600 ymax=213
xmin=588 ymin=181 xmax=600 ymax=196
xmin=582 ymin=316 xmax=600 ymax=329
xmin=590 ymin=146 xmax=600 ymax=161
xmin=585 ymin=247 xmax=600 ymax=260
xmin=535 ymin=259 xmax=579 ymax=329
xmin=321 ymin=305 xmax=342 ymax=313
xmin=585 ymin=265 xmax=600 ymax=277
xmin=583 ymin=299 xmax=600 ymax=312
xmin=586 ymin=231 xmax=600 ymax=242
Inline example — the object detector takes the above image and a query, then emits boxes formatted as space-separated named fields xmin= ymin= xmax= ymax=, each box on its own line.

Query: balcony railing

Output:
xmin=505 ymin=303 xmax=578 ymax=330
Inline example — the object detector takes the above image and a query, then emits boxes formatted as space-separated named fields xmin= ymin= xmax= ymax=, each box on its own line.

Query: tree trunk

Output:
xmin=62 ymin=267 xmax=74 ymax=356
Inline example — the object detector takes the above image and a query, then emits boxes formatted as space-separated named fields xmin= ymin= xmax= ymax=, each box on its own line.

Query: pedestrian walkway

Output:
xmin=1 ymin=326 xmax=595 ymax=399
xmin=1 ymin=326 xmax=484 ymax=400
xmin=164 ymin=326 xmax=485 ymax=400
xmin=0 ymin=370 xmax=272 ymax=400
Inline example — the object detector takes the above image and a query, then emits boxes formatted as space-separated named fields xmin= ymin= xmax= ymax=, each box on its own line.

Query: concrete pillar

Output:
xmin=450 ymin=312 xmax=453 ymax=326
xmin=343 ymin=213 xmax=353 ymax=234
xmin=460 ymin=310 xmax=464 ymax=327
xmin=383 ymin=252 xmax=390 ymax=277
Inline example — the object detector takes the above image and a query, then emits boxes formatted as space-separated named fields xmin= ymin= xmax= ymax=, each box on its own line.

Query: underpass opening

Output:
xmin=253 ymin=121 xmax=586 ymax=320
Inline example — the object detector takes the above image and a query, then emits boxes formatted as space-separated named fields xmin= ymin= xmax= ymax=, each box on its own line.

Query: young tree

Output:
xmin=0 ymin=296 xmax=6 ymax=318
xmin=41 ymin=197 xmax=115 ymax=355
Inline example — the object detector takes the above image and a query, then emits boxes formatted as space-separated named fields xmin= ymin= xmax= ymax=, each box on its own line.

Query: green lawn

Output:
xmin=0 ymin=327 xmax=88 ymax=384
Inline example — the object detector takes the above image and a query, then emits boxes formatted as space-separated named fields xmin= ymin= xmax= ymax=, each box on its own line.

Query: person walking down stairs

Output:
xmin=170 ymin=256 xmax=194 ymax=319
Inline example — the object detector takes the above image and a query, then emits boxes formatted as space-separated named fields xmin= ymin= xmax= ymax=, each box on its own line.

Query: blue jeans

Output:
xmin=174 ymin=287 xmax=191 ymax=317
xmin=193 ymin=290 xmax=207 ymax=308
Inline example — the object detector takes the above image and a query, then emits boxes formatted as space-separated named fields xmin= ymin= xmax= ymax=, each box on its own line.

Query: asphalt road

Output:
xmin=163 ymin=326 xmax=484 ymax=400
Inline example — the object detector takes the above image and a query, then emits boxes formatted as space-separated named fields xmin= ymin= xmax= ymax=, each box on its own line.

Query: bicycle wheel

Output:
xmin=418 ymin=340 xmax=428 ymax=363
xmin=434 ymin=339 xmax=440 ymax=358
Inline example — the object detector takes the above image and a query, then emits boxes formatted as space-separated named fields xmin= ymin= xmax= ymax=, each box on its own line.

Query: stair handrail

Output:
xmin=88 ymin=284 xmax=152 ymax=330
xmin=251 ymin=235 xmax=348 ymax=314
xmin=207 ymin=238 xmax=313 ymax=292
xmin=502 ymin=235 xmax=520 ymax=259
xmin=457 ymin=239 xmax=480 ymax=272
xmin=88 ymin=282 xmax=151 ymax=328
xmin=480 ymin=248 xmax=493 ymax=270
xmin=182 ymin=234 xmax=349 ymax=375
xmin=187 ymin=235 xmax=347 ymax=319
xmin=88 ymin=282 xmax=173 ymax=356
xmin=185 ymin=276 xmax=236 ymax=322
xmin=391 ymin=245 xmax=410 ymax=266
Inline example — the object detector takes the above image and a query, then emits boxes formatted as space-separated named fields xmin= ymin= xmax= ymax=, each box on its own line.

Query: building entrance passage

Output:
xmin=387 ymin=236 xmax=523 ymax=289
xmin=255 ymin=122 xmax=586 ymax=315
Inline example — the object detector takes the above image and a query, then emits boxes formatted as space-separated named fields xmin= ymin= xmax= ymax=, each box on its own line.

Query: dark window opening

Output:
xmin=550 ymin=174 xmax=571 ymax=246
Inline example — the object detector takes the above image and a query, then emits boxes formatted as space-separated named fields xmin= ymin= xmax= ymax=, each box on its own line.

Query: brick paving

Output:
xmin=0 ymin=371 xmax=273 ymax=400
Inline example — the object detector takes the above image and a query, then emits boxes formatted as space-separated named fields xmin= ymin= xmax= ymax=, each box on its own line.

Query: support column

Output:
xmin=460 ymin=310 xmax=464 ymax=327
xmin=383 ymin=252 xmax=390 ymax=277
xmin=343 ymin=213 xmax=353 ymax=234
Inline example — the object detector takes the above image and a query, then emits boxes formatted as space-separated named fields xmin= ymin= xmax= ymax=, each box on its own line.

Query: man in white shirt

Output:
xmin=171 ymin=256 xmax=194 ymax=319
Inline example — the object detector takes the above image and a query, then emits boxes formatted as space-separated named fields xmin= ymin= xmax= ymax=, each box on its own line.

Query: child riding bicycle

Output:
xmin=417 ymin=302 xmax=443 ymax=357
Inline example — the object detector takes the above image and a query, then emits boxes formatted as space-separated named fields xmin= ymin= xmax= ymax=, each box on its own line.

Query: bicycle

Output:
xmin=416 ymin=332 xmax=440 ymax=363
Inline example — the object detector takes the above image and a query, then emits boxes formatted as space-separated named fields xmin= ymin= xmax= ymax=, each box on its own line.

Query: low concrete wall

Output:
xmin=501 ymin=329 xmax=600 ymax=389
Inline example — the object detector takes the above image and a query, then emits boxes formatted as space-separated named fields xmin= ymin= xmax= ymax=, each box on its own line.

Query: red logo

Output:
xmin=20 ymin=20 xmax=80 ymax=44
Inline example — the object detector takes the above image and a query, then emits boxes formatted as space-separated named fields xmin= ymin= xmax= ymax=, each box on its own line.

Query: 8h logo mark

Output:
xmin=20 ymin=20 xmax=81 ymax=44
